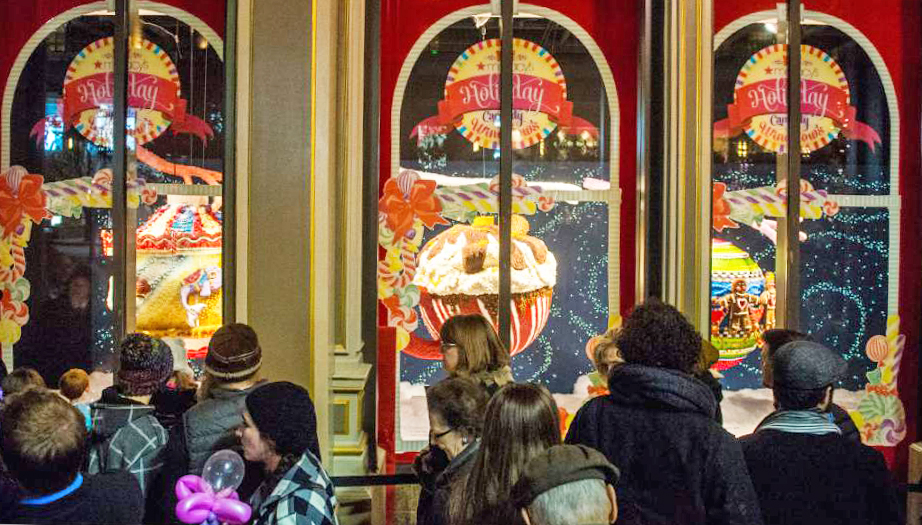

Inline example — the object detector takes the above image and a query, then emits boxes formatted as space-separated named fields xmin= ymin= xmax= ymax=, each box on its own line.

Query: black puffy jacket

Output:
xmin=565 ymin=364 xmax=762 ymax=525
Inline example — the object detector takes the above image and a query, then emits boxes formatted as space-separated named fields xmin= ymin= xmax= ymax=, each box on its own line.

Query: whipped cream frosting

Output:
xmin=412 ymin=229 xmax=556 ymax=296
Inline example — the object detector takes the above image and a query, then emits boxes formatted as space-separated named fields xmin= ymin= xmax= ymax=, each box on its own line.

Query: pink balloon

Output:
xmin=176 ymin=493 xmax=215 ymax=524
xmin=175 ymin=475 xmax=204 ymax=500
xmin=213 ymin=498 xmax=253 ymax=524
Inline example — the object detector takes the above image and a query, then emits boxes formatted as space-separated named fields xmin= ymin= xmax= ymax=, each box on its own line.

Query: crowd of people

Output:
xmin=0 ymin=299 xmax=905 ymax=525
xmin=0 ymin=324 xmax=335 ymax=525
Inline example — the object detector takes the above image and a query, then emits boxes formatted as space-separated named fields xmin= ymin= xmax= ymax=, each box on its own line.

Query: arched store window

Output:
xmin=381 ymin=8 xmax=623 ymax=452
xmin=710 ymin=13 xmax=903 ymax=445
xmin=3 ymin=2 xmax=229 ymax=380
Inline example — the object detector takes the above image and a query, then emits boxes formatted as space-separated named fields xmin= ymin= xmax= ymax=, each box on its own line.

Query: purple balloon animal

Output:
xmin=175 ymin=474 xmax=253 ymax=525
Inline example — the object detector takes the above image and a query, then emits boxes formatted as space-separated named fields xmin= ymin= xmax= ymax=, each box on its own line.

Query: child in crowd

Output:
xmin=584 ymin=327 xmax=623 ymax=396
xmin=87 ymin=333 xmax=172 ymax=523
xmin=59 ymin=368 xmax=93 ymax=430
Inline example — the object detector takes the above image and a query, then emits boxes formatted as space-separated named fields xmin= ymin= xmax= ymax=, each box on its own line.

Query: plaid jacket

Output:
xmin=250 ymin=452 xmax=339 ymax=525
xmin=87 ymin=398 xmax=168 ymax=497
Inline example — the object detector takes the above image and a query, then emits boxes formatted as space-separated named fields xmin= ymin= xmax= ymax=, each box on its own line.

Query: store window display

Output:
xmin=382 ymin=6 xmax=633 ymax=453
xmin=2 ymin=3 xmax=228 ymax=381
xmin=710 ymin=6 xmax=915 ymax=461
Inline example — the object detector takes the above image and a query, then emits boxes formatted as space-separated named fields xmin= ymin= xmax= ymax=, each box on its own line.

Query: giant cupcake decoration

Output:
xmin=412 ymin=215 xmax=556 ymax=356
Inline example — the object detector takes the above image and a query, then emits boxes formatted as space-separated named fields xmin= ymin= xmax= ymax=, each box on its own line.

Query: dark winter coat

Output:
xmin=415 ymin=441 xmax=480 ymax=525
xmin=829 ymin=403 xmax=861 ymax=443
xmin=150 ymin=388 xmax=197 ymax=432
xmin=565 ymin=364 xmax=762 ymax=525
xmin=740 ymin=427 xmax=901 ymax=525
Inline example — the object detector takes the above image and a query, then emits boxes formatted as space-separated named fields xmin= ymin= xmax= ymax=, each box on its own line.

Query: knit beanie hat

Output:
xmin=117 ymin=333 xmax=174 ymax=396
xmin=205 ymin=323 xmax=263 ymax=381
xmin=245 ymin=382 xmax=321 ymax=459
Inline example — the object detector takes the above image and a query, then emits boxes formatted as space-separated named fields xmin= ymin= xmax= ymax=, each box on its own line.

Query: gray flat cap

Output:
xmin=773 ymin=340 xmax=847 ymax=390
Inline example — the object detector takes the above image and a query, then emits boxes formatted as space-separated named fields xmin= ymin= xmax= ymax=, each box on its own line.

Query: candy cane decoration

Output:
xmin=10 ymin=245 xmax=25 ymax=282
xmin=436 ymin=184 xmax=554 ymax=216
xmin=137 ymin=146 xmax=223 ymax=185
xmin=44 ymin=177 xmax=158 ymax=216
xmin=399 ymin=245 xmax=417 ymax=288
xmin=723 ymin=186 xmax=831 ymax=219
xmin=886 ymin=315 xmax=904 ymax=379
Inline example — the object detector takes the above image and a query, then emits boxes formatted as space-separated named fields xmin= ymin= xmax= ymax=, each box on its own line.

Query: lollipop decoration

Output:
xmin=865 ymin=335 xmax=888 ymax=364
xmin=175 ymin=450 xmax=252 ymax=525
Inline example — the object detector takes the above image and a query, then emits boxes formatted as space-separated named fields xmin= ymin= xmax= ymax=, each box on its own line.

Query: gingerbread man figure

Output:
xmin=716 ymin=278 xmax=760 ymax=336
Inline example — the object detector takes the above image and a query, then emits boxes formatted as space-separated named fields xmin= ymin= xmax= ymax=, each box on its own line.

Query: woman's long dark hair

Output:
xmin=449 ymin=383 xmax=560 ymax=525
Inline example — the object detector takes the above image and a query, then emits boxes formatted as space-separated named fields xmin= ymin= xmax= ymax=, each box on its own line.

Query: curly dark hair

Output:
xmin=615 ymin=299 xmax=702 ymax=373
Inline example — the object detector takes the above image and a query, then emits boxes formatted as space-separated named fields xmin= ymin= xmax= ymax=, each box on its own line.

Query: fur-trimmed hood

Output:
xmin=456 ymin=365 xmax=514 ymax=397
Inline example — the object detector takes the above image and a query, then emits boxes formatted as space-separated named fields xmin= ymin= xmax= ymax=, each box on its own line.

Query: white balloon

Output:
xmin=202 ymin=450 xmax=246 ymax=492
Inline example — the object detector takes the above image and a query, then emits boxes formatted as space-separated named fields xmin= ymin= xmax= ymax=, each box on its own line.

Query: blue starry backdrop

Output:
xmin=714 ymin=25 xmax=891 ymax=390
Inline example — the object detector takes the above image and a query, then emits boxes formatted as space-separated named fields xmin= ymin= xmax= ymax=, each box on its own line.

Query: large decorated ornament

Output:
xmin=135 ymin=203 xmax=223 ymax=338
xmin=61 ymin=37 xmax=213 ymax=147
xmin=710 ymin=239 xmax=765 ymax=370
xmin=713 ymin=44 xmax=880 ymax=153
xmin=411 ymin=215 xmax=556 ymax=357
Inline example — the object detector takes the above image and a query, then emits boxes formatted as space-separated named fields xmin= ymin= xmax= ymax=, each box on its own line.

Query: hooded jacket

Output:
xmin=87 ymin=387 xmax=168 ymax=498
xmin=565 ymin=364 xmax=762 ymax=525
xmin=249 ymin=451 xmax=338 ymax=525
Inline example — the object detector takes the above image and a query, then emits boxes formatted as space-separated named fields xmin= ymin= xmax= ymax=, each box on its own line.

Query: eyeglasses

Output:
xmin=439 ymin=342 xmax=458 ymax=352
xmin=430 ymin=427 xmax=455 ymax=440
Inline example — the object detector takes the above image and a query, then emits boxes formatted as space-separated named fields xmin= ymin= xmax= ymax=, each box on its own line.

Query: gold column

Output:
xmin=660 ymin=0 xmax=713 ymax=330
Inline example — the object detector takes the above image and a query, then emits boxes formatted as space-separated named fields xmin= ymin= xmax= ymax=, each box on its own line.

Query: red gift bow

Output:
xmin=0 ymin=175 xmax=48 ymax=238
xmin=378 ymin=178 xmax=447 ymax=240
